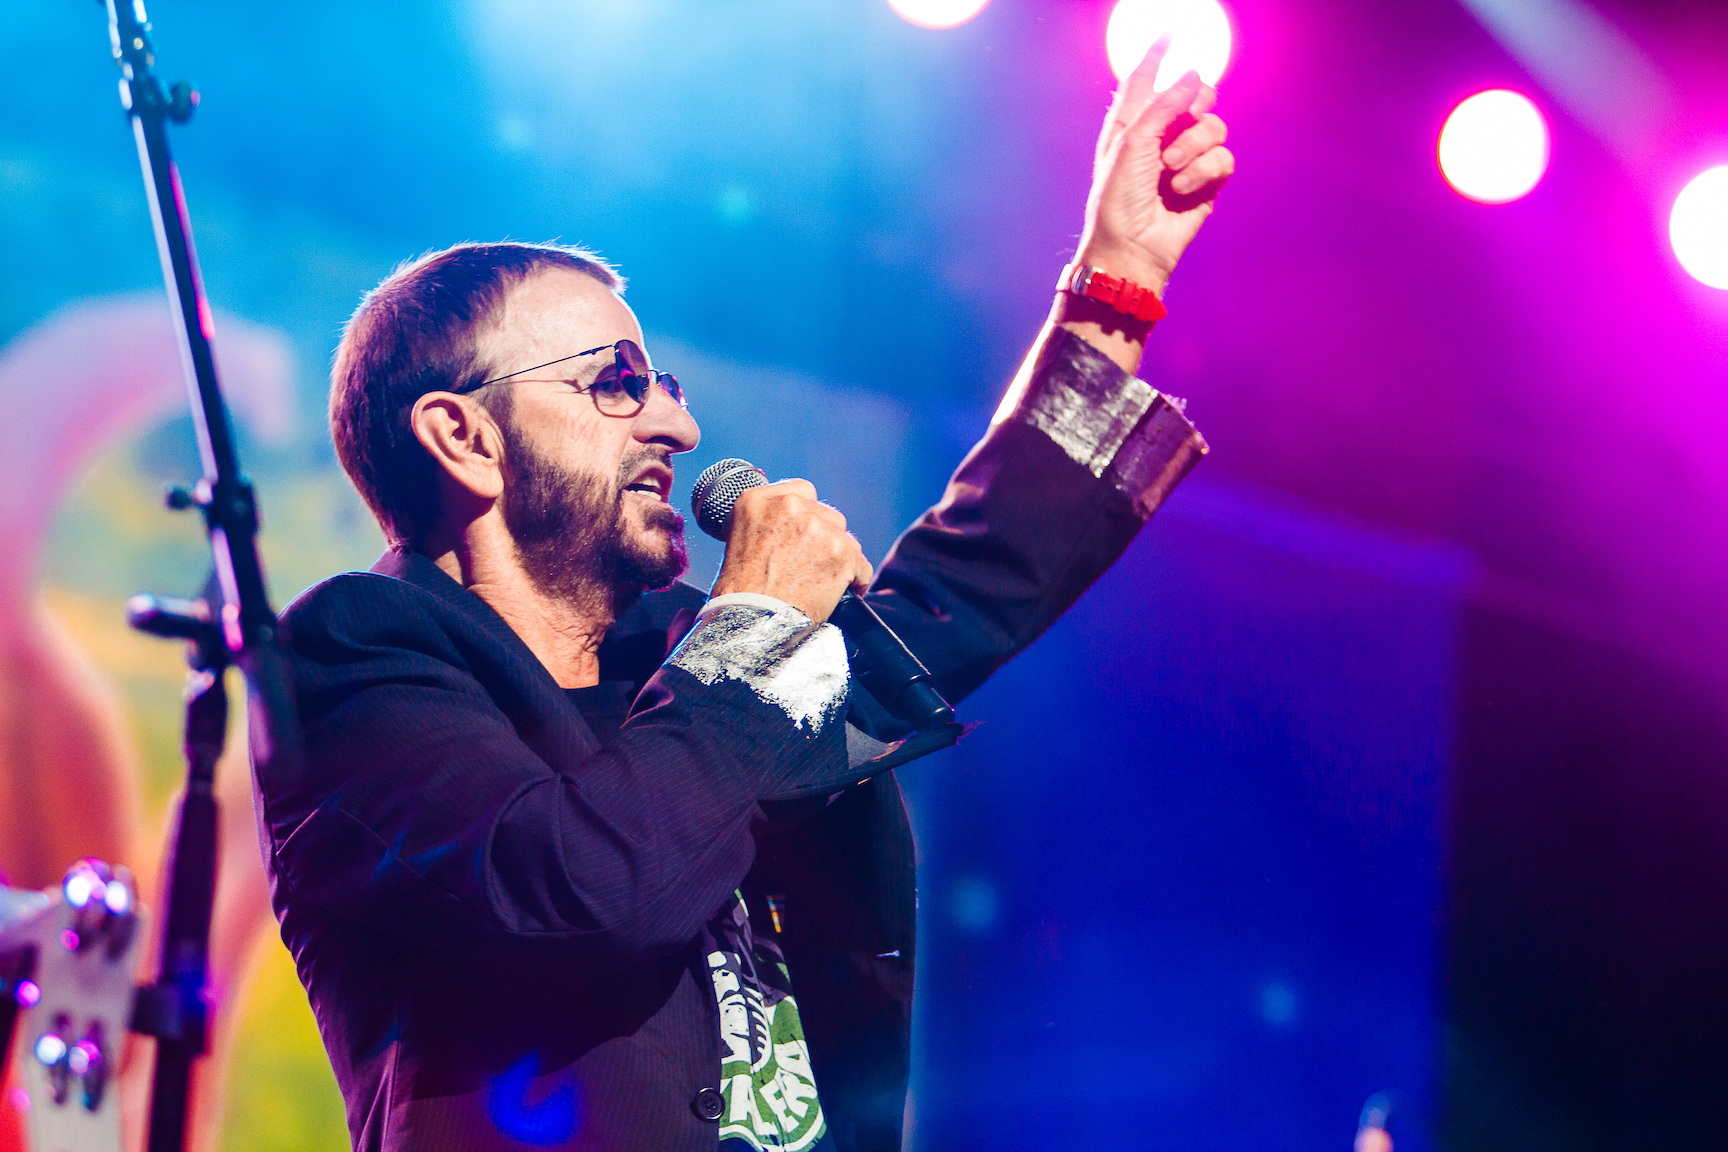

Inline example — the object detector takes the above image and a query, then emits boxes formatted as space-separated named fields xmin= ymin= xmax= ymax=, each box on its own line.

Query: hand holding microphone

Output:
xmin=705 ymin=476 xmax=871 ymax=625
xmin=692 ymin=460 xmax=955 ymax=731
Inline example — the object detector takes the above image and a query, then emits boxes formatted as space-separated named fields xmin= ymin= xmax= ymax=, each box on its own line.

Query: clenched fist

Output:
xmin=709 ymin=479 xmax=872 ymax=624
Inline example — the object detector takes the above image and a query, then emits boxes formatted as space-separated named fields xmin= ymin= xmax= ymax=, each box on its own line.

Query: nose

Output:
xmin=634 ymin=376 xmax=700 ymax=454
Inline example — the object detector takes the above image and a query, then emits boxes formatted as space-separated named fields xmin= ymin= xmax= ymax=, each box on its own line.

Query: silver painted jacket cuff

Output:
xmin=702 ymin=591 xmax=799 ymax=615
xmin=1006 ymin=327 xmax=1209 ymax=519
xmin=666 ymin=601 xmax=849 ymax=735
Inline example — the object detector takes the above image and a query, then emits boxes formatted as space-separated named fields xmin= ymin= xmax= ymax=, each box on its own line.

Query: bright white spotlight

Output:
xmin=1438 ymin=90 xmax=1549 ymax=204
xmin=887 ymin=0 xmax=990 ymax=30
xmin=1106 ymin=0 xmax=1233 ymax=88
xmin=1670 ymin=165 xmax=1728 ymax=290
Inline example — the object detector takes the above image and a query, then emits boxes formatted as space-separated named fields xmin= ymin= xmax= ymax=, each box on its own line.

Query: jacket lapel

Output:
xmin=367 ymin=548 xmax=710 ymax=762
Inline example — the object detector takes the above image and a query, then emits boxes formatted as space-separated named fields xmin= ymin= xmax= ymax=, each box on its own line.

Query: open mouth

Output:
xmin=622 ymin=467 xmax=672 ymax=503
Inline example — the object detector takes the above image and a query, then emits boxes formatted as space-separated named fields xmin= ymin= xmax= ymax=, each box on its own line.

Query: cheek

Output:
xmin=525 ymin=400 xmax=629 ymax=479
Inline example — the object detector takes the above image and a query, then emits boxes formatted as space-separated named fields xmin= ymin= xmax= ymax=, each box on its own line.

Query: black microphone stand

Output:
xmin=97 ymin=3 xmax=307 ymax=1150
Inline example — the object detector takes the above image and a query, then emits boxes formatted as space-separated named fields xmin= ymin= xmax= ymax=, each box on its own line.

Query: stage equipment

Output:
xmin=1 ymin=862 xmax=145 ymax=1152
xmin=691 ymin=458 xmax=957 ymax=731
xmin=1671 ymin=166 xmax=1728 ymax=290
xmin=1438 ymin=89 xmax=1550 ymax=204
xmin=1106 ymin=0 xmax=1233 ymax=87
xmin=88 ymin=3 xmax=308 ymax=1151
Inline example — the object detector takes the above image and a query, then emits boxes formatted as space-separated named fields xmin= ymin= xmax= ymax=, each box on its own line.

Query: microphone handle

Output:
xmin=829 ymin=592 xmax=955 ymax=730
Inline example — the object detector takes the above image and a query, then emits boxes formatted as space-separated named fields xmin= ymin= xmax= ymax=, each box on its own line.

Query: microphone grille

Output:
xmin=690 ymin=458 xmax=768 ymax=540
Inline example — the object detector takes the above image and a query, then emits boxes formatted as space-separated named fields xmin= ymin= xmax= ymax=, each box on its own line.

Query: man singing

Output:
xmin=254 ymin=41 xmax=1233 ymax=1152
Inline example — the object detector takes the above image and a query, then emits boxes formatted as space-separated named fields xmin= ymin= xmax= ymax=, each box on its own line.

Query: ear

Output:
xmin=409 ymin=392 xmax=506 ymax=502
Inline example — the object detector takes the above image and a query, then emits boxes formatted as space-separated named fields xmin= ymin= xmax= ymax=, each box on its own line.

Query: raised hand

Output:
xmin=1076 ymin=36 xmax=1235 ymax=298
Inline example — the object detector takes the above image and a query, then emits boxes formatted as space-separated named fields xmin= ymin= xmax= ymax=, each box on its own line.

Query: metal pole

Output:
xmin=99 ymin=4 xmax=308 ymax=1148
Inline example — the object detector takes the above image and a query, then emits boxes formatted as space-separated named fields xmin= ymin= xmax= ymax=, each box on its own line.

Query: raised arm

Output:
xmin=858 ymin=39 xmax=1233 ymax=713
xmin=1065 ymin=35 xmax=1234 ymax=374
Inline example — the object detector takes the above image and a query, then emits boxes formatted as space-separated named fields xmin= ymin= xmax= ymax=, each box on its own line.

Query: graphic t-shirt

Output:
xmin=701 ymin=894 xmax=832 ymax=1151
xmin=565 ymin=684 xmax=831 ymax=1151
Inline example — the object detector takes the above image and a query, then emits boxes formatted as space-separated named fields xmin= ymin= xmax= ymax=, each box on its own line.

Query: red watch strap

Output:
xmin=1057 ymin=263 xmax=1168 ymax=323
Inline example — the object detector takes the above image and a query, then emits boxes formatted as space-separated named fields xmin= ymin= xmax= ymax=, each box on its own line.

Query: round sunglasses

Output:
xmin=456 ymin=338 xmax=684 ymax=417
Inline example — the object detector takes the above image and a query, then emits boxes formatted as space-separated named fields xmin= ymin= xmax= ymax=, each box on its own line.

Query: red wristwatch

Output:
xmin=1056 ymin=263 xmax=1168 ymax=323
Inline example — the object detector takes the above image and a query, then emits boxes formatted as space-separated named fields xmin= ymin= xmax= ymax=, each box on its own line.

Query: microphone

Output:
xmin=691 ymin=459 xmax=956 ymax=731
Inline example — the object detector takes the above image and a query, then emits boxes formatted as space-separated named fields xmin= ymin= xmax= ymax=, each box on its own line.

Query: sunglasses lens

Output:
xmin=584 ymin=341 xmax=682 ymax=413
xmin=613 ymin=341 xmax=651 ymax=406
xmin=586 ymin=371 xmax=631 ymax=410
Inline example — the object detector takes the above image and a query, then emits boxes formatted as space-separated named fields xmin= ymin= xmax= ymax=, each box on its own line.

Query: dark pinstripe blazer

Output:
xmin=253 ymin=331 xmax=1207 ymax=1152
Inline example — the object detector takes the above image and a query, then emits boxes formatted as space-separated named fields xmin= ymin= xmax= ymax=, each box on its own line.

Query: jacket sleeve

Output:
xmin=859 ymin=327 xmax=1208 ymax=715
xmin=257 ymin=583 xmax=862 ymax=970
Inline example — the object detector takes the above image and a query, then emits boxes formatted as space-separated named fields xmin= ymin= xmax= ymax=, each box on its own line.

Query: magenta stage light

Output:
xmin=1438 ymin=90 xmax=1550 ymax=204
xmin=1670 ymin=166 xmax=1728 ymax=290
xmin=1106 ymin=0 xmax=1233 ymax=88
xmin=886 ymin=0 xmax=990 ymax=30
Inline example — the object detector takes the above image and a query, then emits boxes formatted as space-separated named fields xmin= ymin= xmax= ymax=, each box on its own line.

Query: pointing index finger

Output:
xmin=1100 ymin=34 xmax=1171 ymax=156
xmin=1116 ymin=33 xmax=1173 ymax=118
xmin=1124 ymin=68 xmax=1204 ymax=147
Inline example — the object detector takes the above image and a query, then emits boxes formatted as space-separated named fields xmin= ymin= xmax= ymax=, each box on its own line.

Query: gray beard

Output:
xmin=499 ymin=432 xmax=689 ymax=615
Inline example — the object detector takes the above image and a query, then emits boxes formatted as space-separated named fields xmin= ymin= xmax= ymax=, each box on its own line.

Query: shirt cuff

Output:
xmin=1004 ymin=327 xmax=1209 ymax=520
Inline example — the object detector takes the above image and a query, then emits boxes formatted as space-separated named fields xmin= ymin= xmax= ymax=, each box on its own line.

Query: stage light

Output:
xmin=34 ymin=1034 xmax=67 ymax=1069
xmin=63 ymin=867 xmax=98 ymax=909
xmin=950 ymin=876 xmax=999 ymax=932
xmin=1106 ymin=0 xmax=1233 ymax=88
xmin=886 ymin=0 xmax=990 ymax=30
xmin=1670 ymin=165 xmax=1728 ymax=290
xmin=1438 ymin=90 xmax=1549 ymax=204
